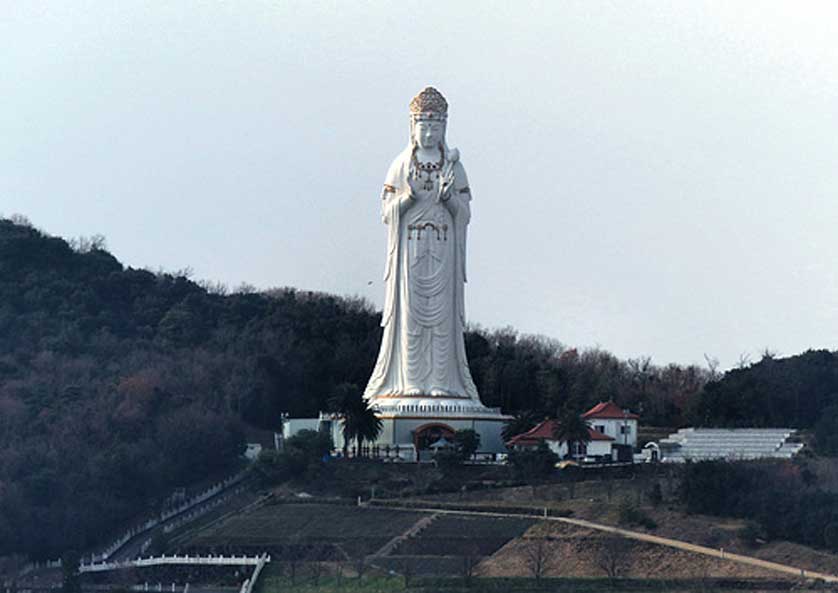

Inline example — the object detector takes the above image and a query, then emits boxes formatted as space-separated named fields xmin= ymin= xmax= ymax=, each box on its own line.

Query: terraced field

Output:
xmin=377 ymin=514 xmax=535 ymax=576
xmin=186 ymin=502 xmax=424 ymax=558
xmin=394 ymin=515 xmax=534 ymax=557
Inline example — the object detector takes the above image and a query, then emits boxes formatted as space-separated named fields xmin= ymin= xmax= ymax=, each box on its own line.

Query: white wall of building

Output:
xmin=545 ymin=438 xmax=612 ymax=458
xmin=282 ymin=418 xmax=320 ymax=440
xmin=588 ymin=418 xmax=637 ymax=448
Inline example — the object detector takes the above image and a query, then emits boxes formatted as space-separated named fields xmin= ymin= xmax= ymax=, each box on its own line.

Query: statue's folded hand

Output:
xmin=438 ymin=170 xmax=456 ymax=203
xmin=399 ymin=184 xmax=417 ymax=211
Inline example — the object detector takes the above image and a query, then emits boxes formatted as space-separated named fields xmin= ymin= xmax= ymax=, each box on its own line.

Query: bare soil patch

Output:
xmin=478 ymin=522 xmax=790 ymax=580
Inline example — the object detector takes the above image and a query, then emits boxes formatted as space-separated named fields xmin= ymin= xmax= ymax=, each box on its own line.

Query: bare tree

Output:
xmin=523 ymin=537 xmax=558 ymax=582
xmin=282 ymin=535 xmax=304 ymax=585
xmin=596 ymin=535 xmax=632 ymax=580
xmin=197 ymin=279 xmax=229 ymax=295
xmin=353 ymin=541 xmax=368 ymax=580
xmin=695 ymin=562 xmax=712 ymax=593
xmin=460 ymin=542 xmax=481 ymax=586
xmin=234 ymin=282 xmax=257 ymax=294
xmin=737 ymin=352 xmax=752 ymax=369
xmin=703 ymin=354 xmax=721 ymax=380
xmin=400 ymin=556 xmax=414 ymax=588
xmin=69 ymin=234 xmax=107 ymax=253
xmin=8 ymin=213 xmax=33 ymax=227
xmin=308 ymin=560 xmax=326 ymax=586
xmin=760 ymin=347 xmax=779 ymax=361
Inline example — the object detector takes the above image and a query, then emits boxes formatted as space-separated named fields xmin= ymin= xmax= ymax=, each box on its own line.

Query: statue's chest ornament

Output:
xmin=411 ymin=150 xmax=445 ymax=191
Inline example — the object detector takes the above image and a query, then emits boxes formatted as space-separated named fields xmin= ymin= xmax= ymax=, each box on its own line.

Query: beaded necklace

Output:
xmin=410 ymin=145 xmax=445 ymax=191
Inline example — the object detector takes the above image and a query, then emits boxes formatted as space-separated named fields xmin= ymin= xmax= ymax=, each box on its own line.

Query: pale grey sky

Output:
xmin=2 ymin=2 xmax=837 ymax=370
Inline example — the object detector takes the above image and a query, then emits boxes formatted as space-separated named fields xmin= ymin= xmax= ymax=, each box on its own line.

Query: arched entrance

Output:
xmin=414 ymin=423 xmax=456 ymax=452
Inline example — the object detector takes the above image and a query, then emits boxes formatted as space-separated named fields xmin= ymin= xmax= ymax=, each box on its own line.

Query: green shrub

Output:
xmin=824 ymin=522 xmax=838 ymax=551
xmin=433 ymin=449 xmax=463 ymax=472
xmin=617 ymin=497 xmax=657 ymax=530
xmin=648 ymin=482 xmax=663 ymax=507
xmin=253 ymin=430 xmax=333 ymax=485
xmin=286 ymin=429 xmax=333 ymax=460
xmin=739 ymin=520 xmax=767 ymax=548
xmin=453 ymin=429 xmax=481 ymax=460
xmin=508 ymin=442 xmax=558 ymax=481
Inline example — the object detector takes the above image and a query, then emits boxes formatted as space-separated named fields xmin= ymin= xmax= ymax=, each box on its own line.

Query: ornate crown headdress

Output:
xmin=410 ymin=86 xmax=448 ymax=121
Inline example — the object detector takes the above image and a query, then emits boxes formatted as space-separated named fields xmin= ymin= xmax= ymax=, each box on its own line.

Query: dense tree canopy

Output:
xmin=2 ymin=216 xmax=835 ymax=560
xmin=688 ymin=350 xmax=838 ymax=429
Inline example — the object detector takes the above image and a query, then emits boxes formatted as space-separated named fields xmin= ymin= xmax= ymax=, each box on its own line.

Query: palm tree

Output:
xmin=353 ymin=404 xmax=383 ymax=455
xmin=502 ymin=411 xmax=539 ymax=442
xmin=552 ymin=408 xmax=591 ymax=459
xmin=328 ymin=383 xmax=358 ymax=457
xmin=328 ymin=383 xmax=382 ymax=457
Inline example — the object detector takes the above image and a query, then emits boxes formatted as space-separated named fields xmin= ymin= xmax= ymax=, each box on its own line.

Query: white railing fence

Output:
xmin=239 ymin=554 xmax=269 ymax=593
xmin=80 ymin=553 xmax=270 ymax=573
xmin=77 ymin=552 xmax=270 ymax=593
xmin=17 ymin=558 xmax=62 ymax=575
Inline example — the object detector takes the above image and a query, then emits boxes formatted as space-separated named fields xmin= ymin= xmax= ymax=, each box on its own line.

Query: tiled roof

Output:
xmin=507 ymin=419 xmax=614 ymax=446
xmin=588 ymin=428 xmax=616 ymax=441
xmin=582 ymin=401 xmax=639 ymax=420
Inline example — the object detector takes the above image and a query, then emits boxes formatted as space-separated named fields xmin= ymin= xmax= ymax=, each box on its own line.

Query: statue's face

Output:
xmin=413 ymin=119 xmax=444 ymax=149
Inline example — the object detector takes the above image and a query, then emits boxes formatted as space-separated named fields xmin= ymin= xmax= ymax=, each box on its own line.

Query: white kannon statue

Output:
xmin=364 ymin=87 xmax=483 ymax=406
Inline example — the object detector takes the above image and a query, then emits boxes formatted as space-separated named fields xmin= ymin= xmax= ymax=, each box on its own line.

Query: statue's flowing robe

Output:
xmin=363 ymin=145 xmax=480 ymax=401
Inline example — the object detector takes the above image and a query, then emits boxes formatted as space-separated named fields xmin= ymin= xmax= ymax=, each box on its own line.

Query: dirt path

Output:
xmin=368 ymin=503 xmax=838 ymax=583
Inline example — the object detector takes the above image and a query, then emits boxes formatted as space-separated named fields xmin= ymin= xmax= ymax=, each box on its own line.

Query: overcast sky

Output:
xmin=2 ymin=2 xmax=837 ymax=370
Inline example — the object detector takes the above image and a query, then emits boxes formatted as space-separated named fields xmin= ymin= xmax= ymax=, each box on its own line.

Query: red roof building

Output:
xmin=582 ymin=401 xmax=639 ymax=420
xmin=581 ymin=401 xmax=639 ymax=452
xmin=506 ymin=402 xmax=640 ymax=460
xmin=507 ymin=420 xmax=614 ymax=448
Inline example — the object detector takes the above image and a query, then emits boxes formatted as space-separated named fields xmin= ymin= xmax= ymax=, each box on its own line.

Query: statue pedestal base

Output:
xmin=364 ymin=397 xmax=511 ymax=457
xmin=287 ymin=400 xmax=511 ymax=460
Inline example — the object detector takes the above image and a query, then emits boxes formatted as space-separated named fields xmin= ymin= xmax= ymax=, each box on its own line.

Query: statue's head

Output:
xmin=409 ymin=86 xmax=447 ymax=150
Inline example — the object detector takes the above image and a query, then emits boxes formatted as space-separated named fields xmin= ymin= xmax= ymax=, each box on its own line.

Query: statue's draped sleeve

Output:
xmin=380 ymin=149 xmax=412 ymax=328
xmin=449 ymin=159 xmax=471 ymax=324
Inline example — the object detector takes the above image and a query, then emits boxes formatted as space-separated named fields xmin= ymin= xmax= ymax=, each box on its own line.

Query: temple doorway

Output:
xmin=414 ymin=423 xmax=455 ymax=452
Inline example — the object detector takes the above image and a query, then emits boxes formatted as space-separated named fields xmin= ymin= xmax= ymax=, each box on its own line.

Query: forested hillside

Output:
xmin=689 ymin=350 xmax=838 ymax=428
xmin=1 ymin=216 xmax=836 ymax=560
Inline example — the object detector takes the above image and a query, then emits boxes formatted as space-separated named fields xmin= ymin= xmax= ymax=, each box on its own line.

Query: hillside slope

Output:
xmin=0 ymin=219 xmax=396 ymax=558
xmin=4 ymin=216 xmax=832 ymax=560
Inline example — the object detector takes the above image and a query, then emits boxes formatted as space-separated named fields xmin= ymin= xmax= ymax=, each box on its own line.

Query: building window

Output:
xmin=595 ymin=425 xmax=605 ymax=433
xmin=620 ymin=425 xmax=631 ymax=435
